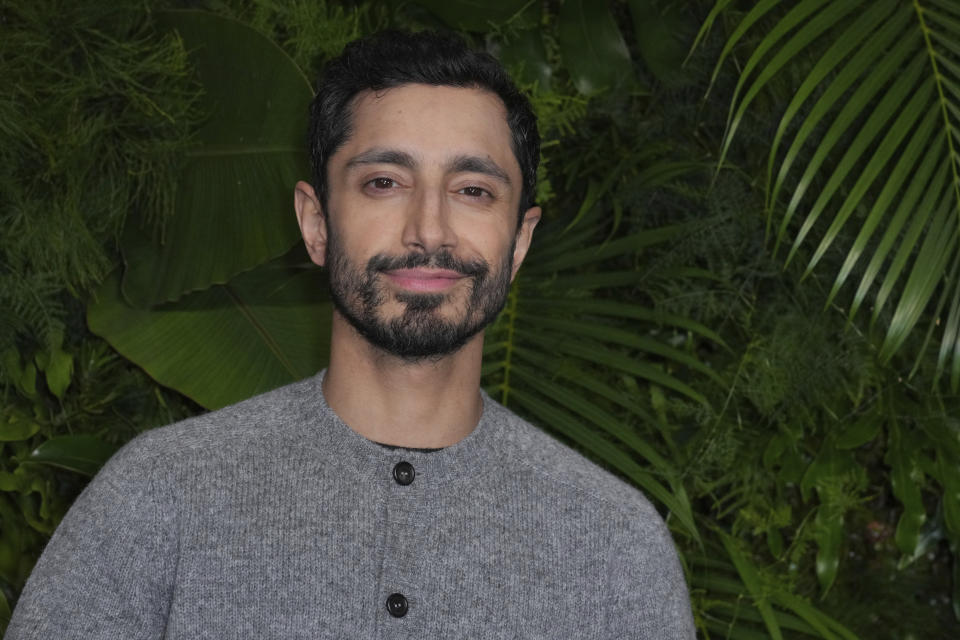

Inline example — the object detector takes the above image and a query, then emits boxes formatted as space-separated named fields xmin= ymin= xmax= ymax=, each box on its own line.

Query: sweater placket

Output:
xmin=373 ymin=452 xmax=438 ymax=638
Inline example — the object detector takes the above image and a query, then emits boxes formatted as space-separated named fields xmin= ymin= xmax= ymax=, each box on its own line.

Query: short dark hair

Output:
xmin=307 ymin=30 xmax=540 ymax=225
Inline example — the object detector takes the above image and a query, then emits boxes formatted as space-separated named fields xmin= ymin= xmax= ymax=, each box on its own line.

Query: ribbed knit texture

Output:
xmin=8 ymin=371 xmax=695 ymax=639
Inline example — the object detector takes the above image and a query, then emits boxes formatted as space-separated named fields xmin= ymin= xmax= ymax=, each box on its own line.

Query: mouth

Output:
xmin=383 ymin=268 xmax=467 ymax=293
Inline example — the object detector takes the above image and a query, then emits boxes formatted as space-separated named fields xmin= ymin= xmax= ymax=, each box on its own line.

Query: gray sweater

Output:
xmin=8 ymin=372 xmax=695 ymax=639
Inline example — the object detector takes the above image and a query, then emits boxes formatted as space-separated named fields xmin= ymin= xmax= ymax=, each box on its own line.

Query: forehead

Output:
xmin=338 ymin=84 xmax=519 ymax=176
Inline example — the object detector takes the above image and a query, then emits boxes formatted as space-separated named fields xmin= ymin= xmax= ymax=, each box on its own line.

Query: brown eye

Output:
xmin=371 ymin=177 xmax=396 ymax=189
xmin=459 ymin=186 xmax=489 ymax=198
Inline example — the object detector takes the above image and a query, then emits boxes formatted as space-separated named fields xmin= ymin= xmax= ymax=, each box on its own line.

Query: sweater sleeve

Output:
xmin=6 ymin=439 xmax=177 ymax=640
xmin=603 ymin=505 xmax=696 ymax=639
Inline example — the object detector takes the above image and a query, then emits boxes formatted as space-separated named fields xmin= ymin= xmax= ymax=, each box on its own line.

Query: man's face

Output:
xmin=303 ymin=84 xmax=539 ymax=360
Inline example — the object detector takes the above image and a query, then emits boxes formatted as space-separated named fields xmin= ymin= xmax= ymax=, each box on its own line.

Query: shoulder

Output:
xmin=483 ymin=396 xmax=664 ymax=528
xmin=107 ymin=373 xmax=325 ymax=470
xmin=482 ymin=399 xmax=695 ymax=636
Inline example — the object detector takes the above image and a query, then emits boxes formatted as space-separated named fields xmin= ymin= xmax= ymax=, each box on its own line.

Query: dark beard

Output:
xmin=325 ymin=232 xmax=514 ymax=361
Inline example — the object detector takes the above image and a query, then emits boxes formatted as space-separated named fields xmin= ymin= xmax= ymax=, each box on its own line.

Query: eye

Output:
xmin=367 ymin=177 xmax=397 ymax=190
xmin=458 ymin=185 xmax=492 ymax=199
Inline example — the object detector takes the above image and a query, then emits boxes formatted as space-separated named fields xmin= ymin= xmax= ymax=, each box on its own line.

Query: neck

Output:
xmin=321 ymin=313 xmax=484 ymax=448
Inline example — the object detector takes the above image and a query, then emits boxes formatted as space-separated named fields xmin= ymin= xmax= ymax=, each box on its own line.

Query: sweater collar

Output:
xmin=306 ymin=369 xmax=504 ymax=486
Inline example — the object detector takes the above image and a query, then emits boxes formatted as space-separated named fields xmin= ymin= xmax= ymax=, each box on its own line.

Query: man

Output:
xmin=8 ymin=30 xmax=695 ymax=638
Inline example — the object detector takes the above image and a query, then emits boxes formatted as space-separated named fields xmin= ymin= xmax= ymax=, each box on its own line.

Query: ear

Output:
xmin=294 ymin=180 xmax=328 ymax=267
xmin=509 ymin=206 xmax=541 ymax=280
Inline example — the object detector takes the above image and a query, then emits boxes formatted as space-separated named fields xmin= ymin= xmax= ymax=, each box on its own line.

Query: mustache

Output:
xmin=367 ymin=251 xmax=489 ymax=279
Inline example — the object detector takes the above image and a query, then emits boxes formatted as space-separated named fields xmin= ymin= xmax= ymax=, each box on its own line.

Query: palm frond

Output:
xmin=482 ymin=205 xmax=729 ymax=544
xmin=690 ymin=533 xmax=859 ymax=640
xmin=712 ymin=0 xmax=960 ymax=386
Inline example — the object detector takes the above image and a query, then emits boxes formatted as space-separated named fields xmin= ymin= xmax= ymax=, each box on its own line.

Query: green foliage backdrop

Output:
xmin=2 ymin=0 xmax=959 ymax=637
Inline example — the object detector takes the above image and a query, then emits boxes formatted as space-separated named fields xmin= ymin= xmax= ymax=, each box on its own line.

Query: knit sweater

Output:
xmin=8 ymin=371 xmax=695 ymax=639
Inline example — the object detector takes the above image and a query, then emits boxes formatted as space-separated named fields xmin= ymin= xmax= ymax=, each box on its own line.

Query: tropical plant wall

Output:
xmin=2 ymin=0 xmax=959 ymax=637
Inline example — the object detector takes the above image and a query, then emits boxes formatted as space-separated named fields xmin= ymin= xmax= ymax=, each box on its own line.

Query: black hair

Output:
xmin=307 ymin=30 xmax=540 ymax=226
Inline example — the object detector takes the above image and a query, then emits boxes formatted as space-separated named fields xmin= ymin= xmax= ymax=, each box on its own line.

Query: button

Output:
xmin=386 ymin=592 xmax=408 ymax=617
xmin=392 ymin=461 xmax=415 ymax=486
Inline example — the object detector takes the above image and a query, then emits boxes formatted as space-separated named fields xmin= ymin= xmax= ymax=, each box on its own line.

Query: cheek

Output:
xmin=338 ymin=206 xmax=412 ymax=254
xmin=452 ymin=214 xmax=516 ymax=251
xmin=326 ymin=213 xmax=387 ymax=261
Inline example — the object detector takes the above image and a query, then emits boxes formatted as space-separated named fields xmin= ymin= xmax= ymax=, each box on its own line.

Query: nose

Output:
xmin=401 ymin=187 xmax=456 ymax=253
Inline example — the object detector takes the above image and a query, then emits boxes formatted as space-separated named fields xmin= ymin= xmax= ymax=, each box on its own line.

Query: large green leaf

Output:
xmin=0 ymin=408 xmax=39 ymax=442
xmin=90 ymin=252 xmax=332 ymax=410
xmin=628 ymin=0 xmax=693 ymax=84
xmin=558 ymin=0 xmax=635 ymax=95
xmin=938 ymin=448 xmax=960 ymax=538
xmin=121 ymin=10 xmax=312 ymax=307
xmin=812 ymin=503 xmax=843 ymax=595
xmin=886 ymin=421 xmax=927 ymax=560
xmin=26 ymin=435 xmax=118 ymax=477
xmin=710 ymin=0 xmax=960 ymax=386
xmin=494 ymin=28 xmax=553 ymax=91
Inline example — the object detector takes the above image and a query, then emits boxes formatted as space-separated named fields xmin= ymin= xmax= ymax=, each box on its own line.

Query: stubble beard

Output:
xmin=325 ymin=227 xmax=515 ymax=362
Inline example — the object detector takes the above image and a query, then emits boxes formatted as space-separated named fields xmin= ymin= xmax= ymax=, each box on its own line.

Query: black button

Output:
xmin=386 ymin=592 xmax=408 ymax=617
xmin=393 ymin=461 xmax=415 ymax=486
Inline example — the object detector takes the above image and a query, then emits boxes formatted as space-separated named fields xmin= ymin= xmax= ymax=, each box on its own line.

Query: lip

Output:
xmin=383 ymin=268 xmax=466 ymax=292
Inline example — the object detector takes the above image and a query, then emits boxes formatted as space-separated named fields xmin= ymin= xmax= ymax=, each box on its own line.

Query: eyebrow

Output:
xmin=449 ymin=154 xmax=511 ymax=185
xmin=344 ymin=148 xmax=416 ymax=169
xmin=344 ymin=147 xmax=512 ymax=185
